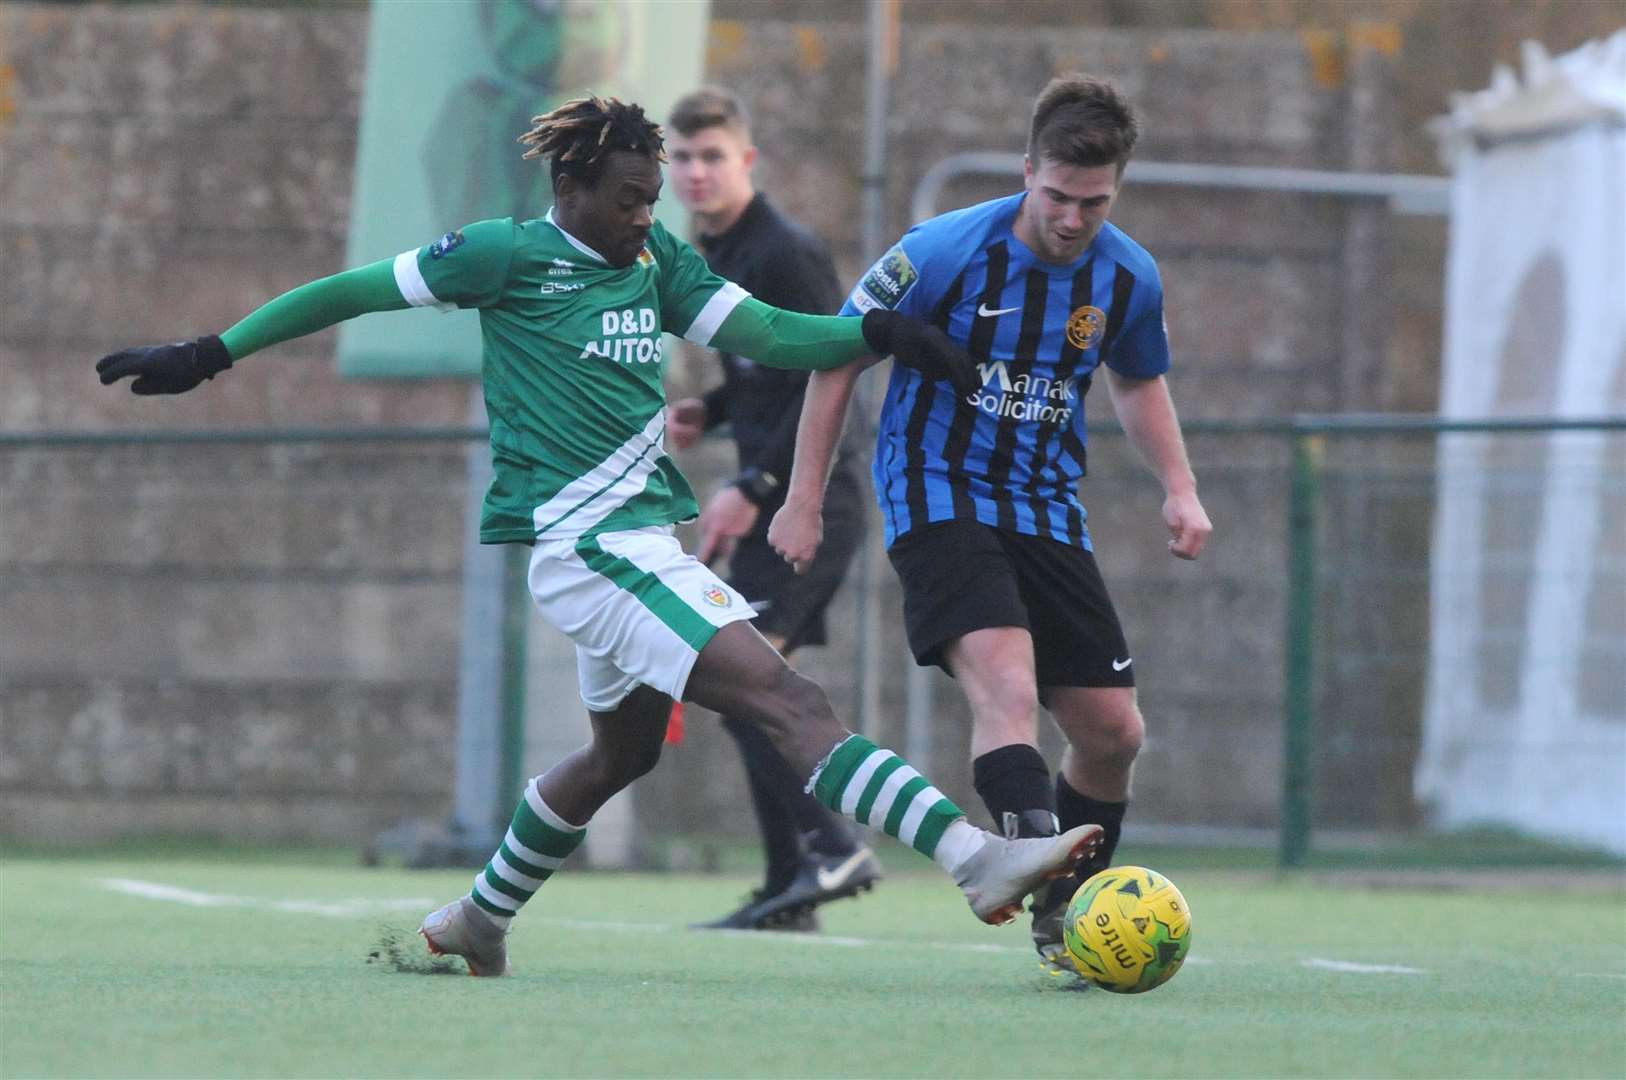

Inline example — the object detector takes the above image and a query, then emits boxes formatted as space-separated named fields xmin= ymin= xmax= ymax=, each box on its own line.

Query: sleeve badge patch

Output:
xmin=856 ymin=244 xmax=918 ymax=310
xmin=428 ymin=230 xmax=466 ymax=259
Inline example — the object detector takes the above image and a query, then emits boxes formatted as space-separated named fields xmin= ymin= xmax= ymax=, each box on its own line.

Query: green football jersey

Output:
xmin=395 ymin=212 xmax=749 ymax=544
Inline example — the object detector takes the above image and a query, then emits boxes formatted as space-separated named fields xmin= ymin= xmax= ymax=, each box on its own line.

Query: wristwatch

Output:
xmin=734 ymin=467 xmax=781 ymax=507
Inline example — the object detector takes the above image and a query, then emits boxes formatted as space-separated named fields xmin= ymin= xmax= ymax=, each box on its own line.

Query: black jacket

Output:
xmin=696 ymin=193 xmax=863 ymax=516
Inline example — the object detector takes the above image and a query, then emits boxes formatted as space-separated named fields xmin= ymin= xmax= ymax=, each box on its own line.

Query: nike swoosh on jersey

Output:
xmin=815 ymin=849 xmax=873 ymax=891
xmin=1112 ymin=657 xmax=1133 ymax=671
xmin=976 ymin=302 xmax=1023 ymax=317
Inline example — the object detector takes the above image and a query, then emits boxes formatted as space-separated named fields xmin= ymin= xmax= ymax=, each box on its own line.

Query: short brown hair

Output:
xmin=667 ymin=85 xmax=752 ymax=140
xmin=1027 ymin=74 xmax=1139 ymax=174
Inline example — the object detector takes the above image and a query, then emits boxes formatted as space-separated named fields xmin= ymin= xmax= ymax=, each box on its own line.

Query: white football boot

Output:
xmin=953 ymin=824 xmax=1104 ymax=925
xmin=419 ymin=896 xmax=510 ymax=977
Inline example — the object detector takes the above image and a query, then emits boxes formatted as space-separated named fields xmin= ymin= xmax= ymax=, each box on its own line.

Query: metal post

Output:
xmin=499 ymin=542 xmax=530 ymax=806
xmin=1279 ymin=431 xmax=1324 ymax=868
xmin=448 ymin=394 xmax=510 ymax=856
xmin=367 ymin=397 xmax=515 ymax=867
xmin=854 ymin=0 xmax=899 ymax=738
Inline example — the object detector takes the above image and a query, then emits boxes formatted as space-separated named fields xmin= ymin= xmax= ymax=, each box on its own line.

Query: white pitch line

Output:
xmin=96 ymin=878 xmax=1218 ymax=964
xmin=452 ymin=914 xmax=1047 ymax=956
xmin=1304 ymin=957 xmax=1426 ymax=975
xmin=96 ymin=880 xmax=1037 ymax=954
xmin=529 ymin=918 xmax=1218 ymax=961
xmin=99 ymin=878 xmax=433 ymax=917
xmin=555 ymin=921 xmax=1220 ymax=964
xmin=1574 ymin=972 xmax=1626 ymax=980
xmin=267 ymin=898 xmax=437 ymax=917
xmin=102 ymin=878 xmax=245 ymax=907
xmin=677 ymin=925 xmax=1011 ymax=954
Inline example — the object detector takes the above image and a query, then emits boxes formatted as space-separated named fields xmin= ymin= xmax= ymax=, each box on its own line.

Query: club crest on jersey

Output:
xmin=428 ymin=230 xmax=465 ymax=259
xmin=1067 ymin=305 xmax=1107 ymax=350
xmin=857 ymin=244 xmax=917 ymax=310
xmin=701 ymin=586 xmax=731 ymax=608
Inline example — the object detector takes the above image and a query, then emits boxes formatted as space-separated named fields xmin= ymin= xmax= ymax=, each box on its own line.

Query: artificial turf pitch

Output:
xmin=1 ymin=848 xmax=1622 ymax=1078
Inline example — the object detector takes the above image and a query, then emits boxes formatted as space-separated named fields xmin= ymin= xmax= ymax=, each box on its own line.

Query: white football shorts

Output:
xmin=527 ymin=525 xmax=757 ymax=711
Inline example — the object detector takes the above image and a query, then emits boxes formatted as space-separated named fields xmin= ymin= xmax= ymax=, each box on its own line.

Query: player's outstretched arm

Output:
xmin=96 ymin=259 xmax=409 ymax=395
xmin=1105 ymin=369 xmax=1212 ymax=560
xmin=710 ymin=299 xmax=980 ymax=396
xmin=767 ymin=360 xmax=865 ymax=573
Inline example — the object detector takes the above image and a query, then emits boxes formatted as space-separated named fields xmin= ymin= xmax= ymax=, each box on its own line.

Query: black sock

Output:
xmin=722 ymin=716 xmax=808 ymax=892
xmin=972 ymin=743 xmax=1057 ymax=838
xmin=1056 ymin=772 xmax=1127 ymax=875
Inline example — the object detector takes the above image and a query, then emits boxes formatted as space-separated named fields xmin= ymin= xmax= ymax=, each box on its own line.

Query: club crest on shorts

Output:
xmin=701 ymin=586 xmax=731 ymax=608
xmin=1066 ymin=304 xmax=1107 ymax=350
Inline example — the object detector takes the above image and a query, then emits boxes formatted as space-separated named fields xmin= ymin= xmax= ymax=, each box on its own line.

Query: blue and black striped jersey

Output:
xmin=842 ymin=193 xmax=1169 ymax=550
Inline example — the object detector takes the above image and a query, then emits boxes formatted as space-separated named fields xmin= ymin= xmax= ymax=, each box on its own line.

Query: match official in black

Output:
xmin=665 ymin=87 xmax=880 ymax=931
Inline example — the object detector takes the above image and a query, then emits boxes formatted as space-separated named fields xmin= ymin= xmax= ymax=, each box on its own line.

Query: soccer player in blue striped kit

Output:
xmin=770 ymin=74 xmax=1213 ymax=976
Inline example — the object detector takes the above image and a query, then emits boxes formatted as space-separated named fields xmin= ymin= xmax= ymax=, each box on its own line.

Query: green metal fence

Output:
xmin=1066 ymin=414 xmax=1624 ymax=869
xmin=3 ymin=416 xmax=1622 ymax=867
xmin=1217 ymin=416 xmax=1626 ymax=868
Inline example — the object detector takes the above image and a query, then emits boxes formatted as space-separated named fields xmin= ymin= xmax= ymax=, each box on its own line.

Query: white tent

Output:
xmin=1417 ymin=32 xmax=1626 ymax=854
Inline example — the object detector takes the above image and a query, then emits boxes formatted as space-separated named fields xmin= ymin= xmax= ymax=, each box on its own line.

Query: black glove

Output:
xmin=95 ymin=335 xmax=233 ymax=395
xmin=860 ymin=309 xmax=980 ymax=397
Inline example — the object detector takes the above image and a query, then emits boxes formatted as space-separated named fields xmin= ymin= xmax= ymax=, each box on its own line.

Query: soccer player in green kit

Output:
xmin=95 ymin=96 xmax=1102 ymax=977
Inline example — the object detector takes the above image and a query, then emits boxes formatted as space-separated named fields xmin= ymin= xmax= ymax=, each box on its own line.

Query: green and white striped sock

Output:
xmin=469 ymin=780 xmax=586 ymax=927
xmin=808 ymin=734 xmax=968 ymax=862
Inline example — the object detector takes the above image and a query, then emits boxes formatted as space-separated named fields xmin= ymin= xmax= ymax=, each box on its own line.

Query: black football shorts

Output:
xmin=885 ymin=518 xmax=1134 ymax=688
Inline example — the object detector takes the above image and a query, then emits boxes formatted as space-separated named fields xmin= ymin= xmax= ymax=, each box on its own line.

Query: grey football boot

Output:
xmin=953 ymin=823 xmax=1104 ymax=925
xmin=419 ymin=896 xmax=510 ymax=977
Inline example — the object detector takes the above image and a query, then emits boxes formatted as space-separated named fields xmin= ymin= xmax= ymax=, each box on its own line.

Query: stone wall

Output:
xmin=0 ymin=434 xmax=472 ymax=840
xmin=0 ymin=4 xmax=472 ymax=842
xmin=3 ymin=1 xmax=1600 ymax=846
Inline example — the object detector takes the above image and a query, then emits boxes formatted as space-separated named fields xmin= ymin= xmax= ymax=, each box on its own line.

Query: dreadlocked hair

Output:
xmin=518 ymin=95 xmax=666 ymax=190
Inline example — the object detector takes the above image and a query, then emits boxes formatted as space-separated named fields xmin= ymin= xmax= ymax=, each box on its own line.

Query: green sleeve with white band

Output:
xmin=216 ymin=245 xmax=864 ymax=373
xmin=218 ymin=259 xmax=408 ymax=360
xmin=709 ymin=297 xmax=868 ymax=372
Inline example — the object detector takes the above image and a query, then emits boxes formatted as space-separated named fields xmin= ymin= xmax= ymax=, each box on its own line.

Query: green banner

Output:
xmin=339 ymin=0 xmax=711 ymax=378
